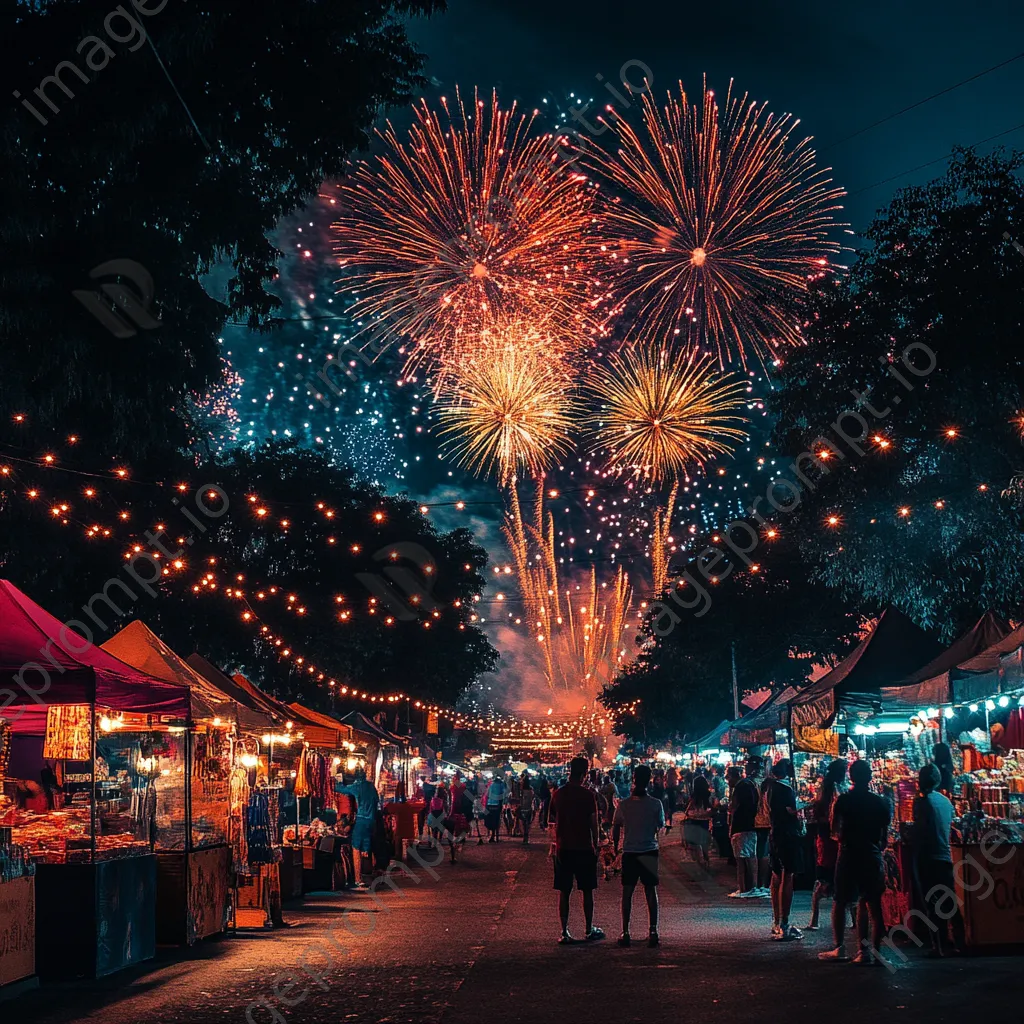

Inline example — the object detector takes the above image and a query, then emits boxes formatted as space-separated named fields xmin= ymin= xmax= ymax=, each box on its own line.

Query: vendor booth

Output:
xmin=102 ymin=621 xmax=241 ymax=947
xmin=0 ymin=581 xmax=190 ymax=979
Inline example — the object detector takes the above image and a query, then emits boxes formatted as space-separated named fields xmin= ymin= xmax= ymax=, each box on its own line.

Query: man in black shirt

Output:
xmin=767 ymin=759 xmax=804 ymax=940
xmin=819 ymin=759 xmax=891 ymax=964
xmin=727 ymin=758 xmax=761 ymax=898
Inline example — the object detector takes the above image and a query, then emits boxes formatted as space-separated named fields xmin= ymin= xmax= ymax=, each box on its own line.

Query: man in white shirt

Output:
xmin=612 ymin=764 xmax=666 ymax=947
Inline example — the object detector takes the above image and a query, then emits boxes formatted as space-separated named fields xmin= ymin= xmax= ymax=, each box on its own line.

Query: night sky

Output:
xmin=218 ymin=3 xmax=1024 ymax=708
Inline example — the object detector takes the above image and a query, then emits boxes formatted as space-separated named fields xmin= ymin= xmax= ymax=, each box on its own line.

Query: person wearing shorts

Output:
xmin=550 ymin=757 xmax=605 ymax=944
xmin=612 ymin=764 xmax=665 ymax=947
xmin=728 ymin=758 xmax=762 ymax=898
xmin=819 ymin=759 xmax=891 ymax=964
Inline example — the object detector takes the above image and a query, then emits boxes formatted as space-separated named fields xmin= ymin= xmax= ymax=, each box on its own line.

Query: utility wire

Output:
xmin=823 ymin=51 xmax=1024 ymax=152
xmin=848 ymin=121 xmax=1024 ymax=196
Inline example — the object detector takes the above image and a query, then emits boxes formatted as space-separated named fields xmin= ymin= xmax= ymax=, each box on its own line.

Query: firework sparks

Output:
xmin=586 ymin=79 xmax=845 ymax=367
xmin=435 ymin=333 xmax=580 ymax=485
xmin=504 ymin=481 xmax=633 ymax=693
xmin=587 ymin=344 xmax=748 ymax=484
xmin=332 ymin=88 xmax=606 ymax=377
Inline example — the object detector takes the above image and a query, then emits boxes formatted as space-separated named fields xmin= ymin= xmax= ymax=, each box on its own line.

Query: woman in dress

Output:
xmin=682 ymin=775 xmax=717 ymax=870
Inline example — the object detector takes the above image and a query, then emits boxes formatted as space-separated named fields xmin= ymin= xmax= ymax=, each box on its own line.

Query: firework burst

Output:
xmin=588 ymin=344 xmax=748 ymax=484
xmin=331 ymin=88 xmax=606 ymax=377
xmin=587 ymin=79 xmax=845 ymax=367
xmin=435 ymin=337 xmax=579 ymax=485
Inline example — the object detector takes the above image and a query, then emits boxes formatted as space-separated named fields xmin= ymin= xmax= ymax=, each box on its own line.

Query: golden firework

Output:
xmin=586 ymin=79 xmax=845 ymax=367
xmin=588 ymin=344 xmax=748 ymax=483
xmin=435 ymin=341 xmax=579 ymax=485
xmin=331 ymin=88 xmax=605 ymax=376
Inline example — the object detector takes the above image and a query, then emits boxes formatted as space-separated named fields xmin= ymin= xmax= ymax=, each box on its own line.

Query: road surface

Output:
xmin=10 ymin=836 xmax=1017 ymax=1023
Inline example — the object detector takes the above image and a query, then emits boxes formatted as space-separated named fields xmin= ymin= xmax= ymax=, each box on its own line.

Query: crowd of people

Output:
xmin=410 ymin=749 xmax=963 ymax=963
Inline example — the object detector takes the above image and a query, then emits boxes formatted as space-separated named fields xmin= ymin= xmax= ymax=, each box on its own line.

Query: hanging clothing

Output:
xmin=229 ymin=767 xmax=252 ymax=874
xmin=247 ymin=790 xmax=275 ymax=864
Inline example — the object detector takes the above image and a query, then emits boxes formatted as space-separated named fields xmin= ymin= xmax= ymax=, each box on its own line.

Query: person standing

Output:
xmin=484 ymin=773 xmax=508 ymax=843
xmin=665 ymin=763 xmax=679 ymax=831
xmin=550 ymin=756 xmax=605 ymax=944
xmin=417 ymin=775 xmax=435 ymax=839
xmin=819 ymin=758 xmax=891 ymax=964
xmin=537 ymin=775 xmax=552 ymax=830
xmin=519 ymin=774 xmax=538 ymax=844
xmin=600 ymin=774 xmax=618 ymax=830
xmin=808 ymin=760 xmax=848 ymax=930
xmin=682 ymin=775 xmax=716 ymax=869
xmin=766 ymin=758 xmax=804 ymax=941
xmin=750 ymin=757 xmax=772 ymax=895
xmin=727 ymin=759 xmax=761 ymax=899
xmin=912 ymin=763 xmax=964 ymax=956
xmin=612 ymin=764 xmax=665 ymax=947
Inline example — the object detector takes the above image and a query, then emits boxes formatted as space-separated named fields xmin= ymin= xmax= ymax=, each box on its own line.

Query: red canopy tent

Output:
xmin=0 ymin=579 xmax=190 ymax=729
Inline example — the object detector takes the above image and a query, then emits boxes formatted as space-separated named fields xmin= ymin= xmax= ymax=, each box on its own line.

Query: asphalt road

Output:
xmin=10 ymin=834 xmax=1020 ymax=1024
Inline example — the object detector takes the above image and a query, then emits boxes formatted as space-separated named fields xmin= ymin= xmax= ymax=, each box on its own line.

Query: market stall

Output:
xmin=102 ymin=621 xmax=240 ymax=946
xmin=0 ymin=580 xmax=190 ymax=979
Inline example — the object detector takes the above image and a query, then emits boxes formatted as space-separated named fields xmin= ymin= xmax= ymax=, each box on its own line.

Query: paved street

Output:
xmin=11 ymin=837 xmax=1018 ymax=1024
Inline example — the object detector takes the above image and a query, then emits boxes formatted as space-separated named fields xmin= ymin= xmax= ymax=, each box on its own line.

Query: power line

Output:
xmin=848 ymin=121 xmax=1024 ymax=197
xmin=823 ymin=51 xmax=1024 ymax=152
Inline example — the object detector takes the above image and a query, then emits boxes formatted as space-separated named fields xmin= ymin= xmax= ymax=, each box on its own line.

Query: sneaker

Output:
xmin=647 ymin=932 xmax=660 ymax=948
xmin=755 ymin=887 xmax=771 ymax=897
xmin=818 ymin=948 xmax=851 ymax=963
xmin=617 ymin=934 xmax=631 ymax=947
xmin=784 ymin=926 xmax=804 ymax=941
xmin=586 ymin=926 xmax=606 ymax=942
xmin=558 ymin=933 xmax=579 ymax=945
xmin=738 ymin=890 xmax=760 ymax=899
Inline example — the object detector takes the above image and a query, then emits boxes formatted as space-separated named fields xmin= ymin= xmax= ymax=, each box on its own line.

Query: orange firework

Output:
xmin=587 ymin=343 xmax=748 ymax=484
xmin=331 ymin=88 xmax=605 ymax=377
xmin=586 ymin=80 xmax=845 ymax=367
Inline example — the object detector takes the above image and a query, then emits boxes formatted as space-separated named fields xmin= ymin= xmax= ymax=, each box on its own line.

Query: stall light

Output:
xmin=1019 ymin=696 xmax=1024 ymax=707
xmin=346 ymin=757 xmax=358 ymax=771
xmin=877 ymin=722 xmax=911 ymax=734
xmin=239 ymin=753 xmax=258 ymax=769
xmin=998 ymin=695 xmax=1010 ymax=708
xmin=99 ymin=715 xmax=114 ymax=733
xmin=944 ymin=708 xmax=955 ymax=719
xmin=332 ymin=757 xmax=341 ymax=767
xmin=925 ymin=708 xmax=939 ymax=719
xmin=853 ymin=724 xmax=877 ymax=736
xmin=985 ymin=699 xmax=996 ymax=712
xmin=212 ymin=717 xmax=222 ymax=726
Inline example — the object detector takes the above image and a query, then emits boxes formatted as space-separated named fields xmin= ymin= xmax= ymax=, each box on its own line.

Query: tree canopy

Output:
xmin=0 ymin=0 xmax=443 ymax=456
xmin=769 ymin=148 xmax=1024 ymax=636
